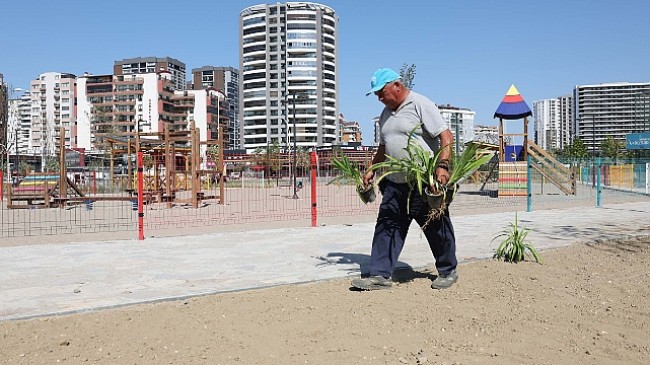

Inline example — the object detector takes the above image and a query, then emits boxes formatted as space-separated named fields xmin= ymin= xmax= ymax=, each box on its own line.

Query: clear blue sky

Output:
xmin=2 ymin=0 xmax=649 ymax=140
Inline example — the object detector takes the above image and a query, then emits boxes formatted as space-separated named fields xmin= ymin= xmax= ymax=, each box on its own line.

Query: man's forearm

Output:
xmin=438 ymin=130 xmax=453 ymax=162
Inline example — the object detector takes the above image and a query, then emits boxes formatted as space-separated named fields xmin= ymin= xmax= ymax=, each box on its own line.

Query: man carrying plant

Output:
xmin=351 ymin=68 xmax=458 ymax=291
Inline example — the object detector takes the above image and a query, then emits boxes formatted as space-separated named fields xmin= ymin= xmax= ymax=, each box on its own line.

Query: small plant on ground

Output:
xmin=492 ymin=212 xmax=542 ymax=263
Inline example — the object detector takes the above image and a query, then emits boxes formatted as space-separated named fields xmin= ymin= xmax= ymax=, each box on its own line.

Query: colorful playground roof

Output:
xmin=493 ymin=84 xmax=532 ymax=120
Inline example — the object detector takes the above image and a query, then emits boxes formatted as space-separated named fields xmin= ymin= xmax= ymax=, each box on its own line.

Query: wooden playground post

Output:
xmin=137 ymin=151 xmax=144 ymax=241
xmin=195 ymin=126 xmax=202 ymax=208
xmin=171 ymin=140 xmax=177 ymax=193
xmin=218 ymin=126 xmax=225 ymax=205
xmin=109 ymin=140 xmax=115 ymax=188
xmin=523 ymin=116 xmax=529 ymax=161
xmin=127 ymin=137 xmax=133 ymax=189
xmin=44 ymin=180 xmax=50 ymax=208
xmin=59 ymin=126 xmax=67 ymax=208
xmin=190 ymin=121 xmax=199 ymax=209
xmin=498 ymin=118 xmax=504 ymax=162
xmin=165 ymin=125 xmax=172 ymax=209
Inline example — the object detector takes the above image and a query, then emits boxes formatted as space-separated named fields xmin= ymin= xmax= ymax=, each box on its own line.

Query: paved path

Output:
xmin=1 ymin=202 xmax=648 ymax=321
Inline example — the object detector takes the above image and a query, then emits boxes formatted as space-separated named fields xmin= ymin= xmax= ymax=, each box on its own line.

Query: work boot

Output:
xmin=351 ymin=276 xmax=393 ymax=291
xmin=431 ymin=269 xmax=458 ymax=289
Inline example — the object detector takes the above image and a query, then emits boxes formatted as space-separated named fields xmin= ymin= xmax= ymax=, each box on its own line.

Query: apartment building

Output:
xmin=77 ymin=71 xmax=227 ymax=153
xmin=372 ymin=116 xmax=380 ymax=146
xmin=473 ymin=125 xmax=501 ymax=145
xmin=338 ymin=114 xmax=361 ymax=144
xmin=114 ymin=57 xmax=187 ymax=91
xmin=438 ymin=104 xmax=475 ymax=153
xmin=26 ymin=72 xmax=76 ymax=156
xmin=173 ymin=88 xmax=228 ymax=150
xmin=8 ymin=92 xmax=32 ymax=154
xmin=239 ymin=2 xmax=339 ymax=153
xmin=574 ymin=82 xmax=650 ymax=154
xmin=0 ymin=73 xmax=7 ymax=150
xmin=532 ymin=99 xmax=560 ymax=150
xmin=558 ymin=94 xmax=574 ymax=150
xmin=192 ymin=66 xmax=240 ymax=150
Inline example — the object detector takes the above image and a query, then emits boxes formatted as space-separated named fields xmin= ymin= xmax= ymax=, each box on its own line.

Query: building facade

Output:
xmin=27 ymin=72 xmax=77 ymax=156
xmin=8 ymin=92 xmax=32 ymax=154
xmin=0 ymin=73 xmax=7 ymax=152
xmin=114 ymin=57 xmax=187 ymax=91
xmin=192 ymin=66 xmax=240 ymax=150
xmin=558 ymin=94 xmax=574 ymax=150
xmin=473 ymin=125 xmax=501 ymax=146
xmin=574 ymin=82 xmax=650 ymax=154
xmin=338 ymin=114 xmax=361 ymax=144
xmin=77 ymin=71 xmax=228 ymax=152
xmin=239 ymin=2 xmax=339 ymax=153
xmin=438 ymin=104 xmax=475 ymax=153
xmin=532 ymin=98 xmax=560 ymax=151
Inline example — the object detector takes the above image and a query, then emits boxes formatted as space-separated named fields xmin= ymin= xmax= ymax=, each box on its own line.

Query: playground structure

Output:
xmin=5 ymin=124 xmax=226 ymax=209
xmin=105 ymin=121 xmax=226 ymax=209
xmin=493 ymin=85 xmax=576 ymax=197
xmin=7 ymin=172 xmax=84 ymax=209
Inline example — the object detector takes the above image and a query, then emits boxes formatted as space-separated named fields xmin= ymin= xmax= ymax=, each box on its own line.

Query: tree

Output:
xmin=562 ymin=137 xmax=588 ymax=160
xmin=207 ymin=145 xmax=219 ymax=169
xmin=90 ymin=105 xmax=118 ymax=152
xmin=600 ymin=136 xmax=624 ymax=161
xmin=399 ymin=63 xmax=417 ymax=89
xmin=253 ymin=141 xmax=282 ymax=181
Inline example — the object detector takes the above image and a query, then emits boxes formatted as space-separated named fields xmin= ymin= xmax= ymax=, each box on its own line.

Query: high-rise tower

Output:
xmin=239 ymin=2 xmax=339 ymax=152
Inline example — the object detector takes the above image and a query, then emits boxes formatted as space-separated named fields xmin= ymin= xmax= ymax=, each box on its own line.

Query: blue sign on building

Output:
xmin=626 ymin=132 xmax=650 ymax=150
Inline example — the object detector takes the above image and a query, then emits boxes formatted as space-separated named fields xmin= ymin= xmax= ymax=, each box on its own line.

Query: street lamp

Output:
xmin=4 ymin=86 xmax=26 ymax=182
xmin=291 ymin=93 xmax=299 ymax=199
xmin=290 ymin=92 xmax=309 ymax=199
xmin=583 ymin=114 xmax=596 ymax=187
xmin=281 ymin=117 xmax=291 ymax=180
xmin=640 ymin=90 xmax=650 ymax=132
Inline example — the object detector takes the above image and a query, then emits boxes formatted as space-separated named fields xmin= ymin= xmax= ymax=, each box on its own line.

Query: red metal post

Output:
xmin=310 ymin=151 xmax=317 ymax=227
xmin=137 ymin=151 xmax=144 ymax=240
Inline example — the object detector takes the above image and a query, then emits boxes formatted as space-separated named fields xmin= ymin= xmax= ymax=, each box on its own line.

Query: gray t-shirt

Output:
xmin=377 ymin=91 xmax=448 ymax=183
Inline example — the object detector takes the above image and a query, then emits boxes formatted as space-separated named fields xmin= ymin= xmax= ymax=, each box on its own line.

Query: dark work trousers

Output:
xmin=369 ymin=180 xmax=457 ymax=278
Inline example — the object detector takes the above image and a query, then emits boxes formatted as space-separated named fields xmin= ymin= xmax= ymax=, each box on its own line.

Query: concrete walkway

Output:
xmin=1 ymin=202 xmax=648 ymax=321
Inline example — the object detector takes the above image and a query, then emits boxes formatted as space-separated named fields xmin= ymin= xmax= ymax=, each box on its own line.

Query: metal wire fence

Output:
xmin=1 ymin=153 xmax=648 ymax=241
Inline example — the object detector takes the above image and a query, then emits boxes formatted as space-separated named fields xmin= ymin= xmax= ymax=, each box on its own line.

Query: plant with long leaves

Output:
xmin=327 ymin=153 xmax=375 ymax=204
xmin=373 ymin=125 xmax=443 ymax=189
xmin=372 ymin=125 xmax=494 ymax=217
xmin=448 ymin=142 xmax=495 ymax=187
xmin=492 ymin=212 xmax=542 ymax=263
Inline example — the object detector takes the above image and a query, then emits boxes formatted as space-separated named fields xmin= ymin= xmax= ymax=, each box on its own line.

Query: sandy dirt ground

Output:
xmin=0 ymin=236 xmax=648 ymax=365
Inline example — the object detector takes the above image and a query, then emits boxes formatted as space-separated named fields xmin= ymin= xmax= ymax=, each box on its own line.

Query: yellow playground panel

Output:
xmin=498 ymin=162 xmax=527 ymax=197
xmin=607 ymin=164 xmax=635 ymax=190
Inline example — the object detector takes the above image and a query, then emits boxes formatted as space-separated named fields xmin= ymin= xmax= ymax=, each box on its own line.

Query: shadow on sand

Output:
xmin=315 ymin=251 xmax=437 ymax=290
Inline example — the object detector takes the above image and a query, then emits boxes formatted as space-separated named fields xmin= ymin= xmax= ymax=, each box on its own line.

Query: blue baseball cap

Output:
xmin=366 ymin=68 xmax=400 ymax=96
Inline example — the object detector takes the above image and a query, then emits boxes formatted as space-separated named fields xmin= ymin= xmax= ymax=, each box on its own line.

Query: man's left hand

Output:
xmin=436 ymin=167 xmax=450 ymax=186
